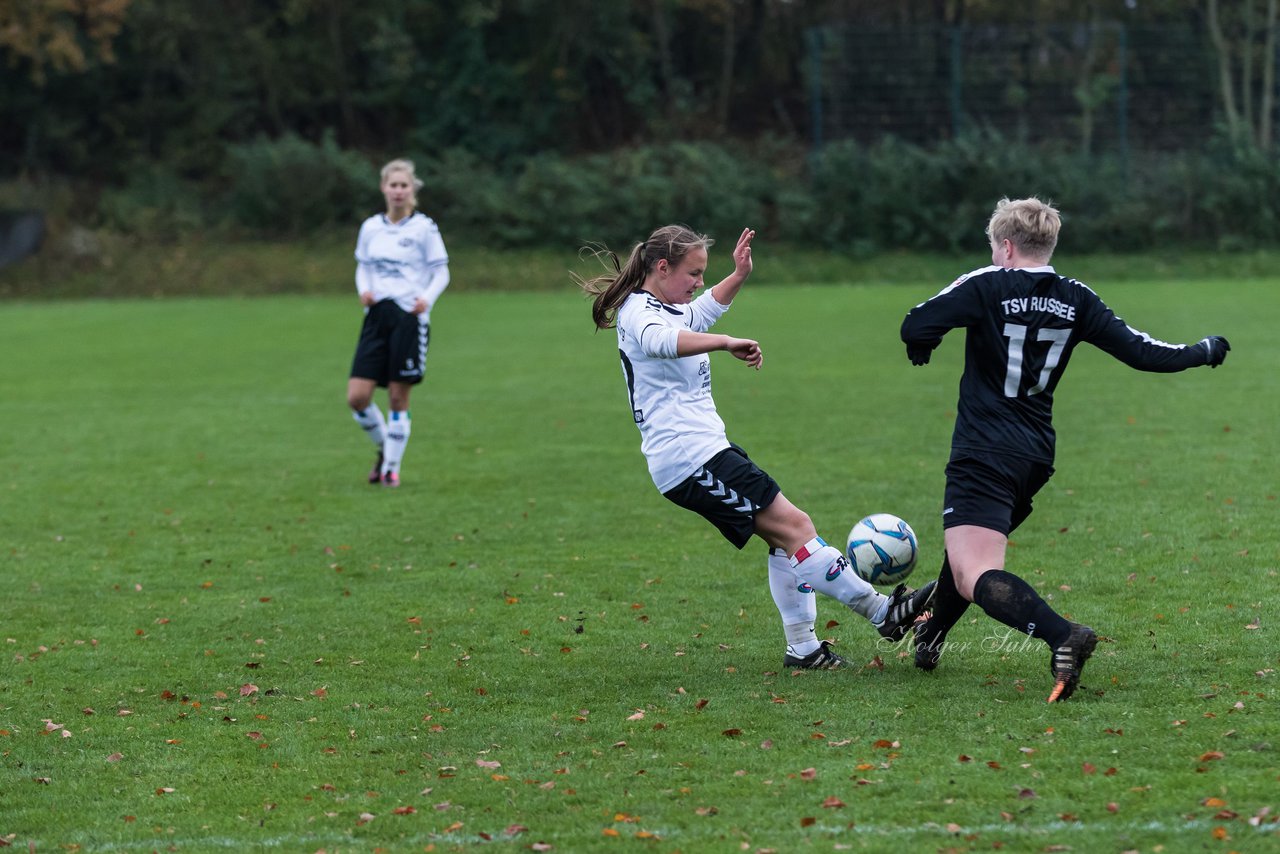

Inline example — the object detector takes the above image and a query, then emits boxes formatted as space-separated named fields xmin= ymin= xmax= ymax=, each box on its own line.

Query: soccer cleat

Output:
xmin=368 ymin=452 xmax=384 ymax=485
xmin=1046 ymin=623 xmax=1098 ymax=703
xmin=912 ymin=618 xmax=945 ymax=671
xmin=783 ymin=640 xmax=852 ymax=670
xmin=381 ymin=470 xmax=400 ymax=488
xmin=875 ymin=580 xmax=937 ymax=642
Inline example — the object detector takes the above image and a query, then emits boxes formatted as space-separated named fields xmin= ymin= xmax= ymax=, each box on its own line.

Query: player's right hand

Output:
xmin=906 ymin=343 xmax=933 ymax=366
xmin=1200 ymin=335 xmax=1230 ymax=368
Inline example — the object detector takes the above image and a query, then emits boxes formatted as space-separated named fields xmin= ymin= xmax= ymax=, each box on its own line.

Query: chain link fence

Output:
xmin=806 ymin=23 xmax=1250 ymax=156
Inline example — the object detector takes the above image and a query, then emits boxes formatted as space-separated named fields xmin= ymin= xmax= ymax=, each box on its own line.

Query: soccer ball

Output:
xmin=846 ymin=513 xmax=918 ymax=586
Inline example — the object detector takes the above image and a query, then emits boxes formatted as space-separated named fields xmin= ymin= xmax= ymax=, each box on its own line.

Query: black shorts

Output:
xmin=350 ymin=299 xmax=431 ymax=387
xmin=662 ymin=444 xmax=781 ymax=550
xmin=942 ymin=451 xmax=1054 ymax=536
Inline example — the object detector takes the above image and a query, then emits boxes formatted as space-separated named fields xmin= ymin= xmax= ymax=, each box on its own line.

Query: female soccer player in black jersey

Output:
xmin=901 ymin=197 xmax=1230 ymax=702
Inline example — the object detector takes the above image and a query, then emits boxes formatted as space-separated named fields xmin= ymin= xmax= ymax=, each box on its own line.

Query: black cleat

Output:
xmin=1047 ymin=623 xmax=1098 ymax=703
xmin=368 ymin=452 xmax=385 ymax=485
xmin=875 ymin=581 xmax=937 ymax=642
xmin=783 ymin=640 xmax=852 ymax=670
xmin=912 ymin=618 xmax=946 ymax=671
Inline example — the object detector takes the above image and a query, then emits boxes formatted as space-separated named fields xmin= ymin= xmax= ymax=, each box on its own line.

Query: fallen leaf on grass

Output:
xmin=106 ymin=753 xmax=123 ymax=762
xmin=822 ymin=796 xmax=846 ymax=808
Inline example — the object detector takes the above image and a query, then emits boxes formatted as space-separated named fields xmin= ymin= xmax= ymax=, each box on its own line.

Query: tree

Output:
xmin=0 ymin=0 xmax=131 ymax=85
xmin=1207 ymin=0 xmax=1278 ymax=148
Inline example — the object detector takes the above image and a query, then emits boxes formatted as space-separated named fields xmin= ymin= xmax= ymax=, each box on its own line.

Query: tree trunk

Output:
xmin=1207 ymin=0 xmax=1242 ymax=141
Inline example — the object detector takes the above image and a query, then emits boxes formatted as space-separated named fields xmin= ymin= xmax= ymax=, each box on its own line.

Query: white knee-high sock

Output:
xmin=769 ymin=547 xmax=819 ymax=657
xmin=383 ymin=410 xmax=411 ymax=474
xmin=789 ymin=537 xmax=886 ymax=621
xmin=352 ymin=404 xmax=387 ymax=448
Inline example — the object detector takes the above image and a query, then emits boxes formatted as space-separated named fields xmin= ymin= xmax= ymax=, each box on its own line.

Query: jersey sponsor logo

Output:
xmin=398 ymin=237 xmax=415 ymax=247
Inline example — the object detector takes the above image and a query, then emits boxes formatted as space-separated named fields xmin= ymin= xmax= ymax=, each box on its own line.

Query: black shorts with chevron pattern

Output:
xmin=662 ymin=443 xmax=781 ymax=550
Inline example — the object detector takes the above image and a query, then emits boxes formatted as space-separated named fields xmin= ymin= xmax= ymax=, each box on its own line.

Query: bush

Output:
xmin=223 ymin=131 xmax=375 ymax=236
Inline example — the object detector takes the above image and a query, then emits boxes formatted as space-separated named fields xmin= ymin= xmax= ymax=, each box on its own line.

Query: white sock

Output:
xmin=352 ymin=404 xmax=387 ymax=449
xmin=789 ymin=537 xmax=886 ymax=621
xmin=768 ymin=548 xmax=819 ymax=657
xmin=383 ymin=410 xmax=411 ymax=474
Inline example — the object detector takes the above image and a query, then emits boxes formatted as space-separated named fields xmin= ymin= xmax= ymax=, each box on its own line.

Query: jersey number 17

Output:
xmin=1003 ymin=323 xmax=1071 ymax=397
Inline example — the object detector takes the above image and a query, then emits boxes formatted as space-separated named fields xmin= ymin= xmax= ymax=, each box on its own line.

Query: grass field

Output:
xmin=1 ymin=272 xmax=1277 ymax=852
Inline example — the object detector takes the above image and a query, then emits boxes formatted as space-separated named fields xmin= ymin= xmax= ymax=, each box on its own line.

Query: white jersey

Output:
xmin=616 ymin=289 xmax=732 ymax=492
xmin=354 ymin=211 xmax=450 ymax=318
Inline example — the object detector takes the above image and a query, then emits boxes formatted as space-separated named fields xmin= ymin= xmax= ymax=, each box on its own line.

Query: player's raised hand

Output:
xmin=726 ymin=336 xmax=763 ymax=370
xmin=732 ymin=228 xmax=755 ymax=279
xmin=1200 ymin=335 xmax=1230 ymax=368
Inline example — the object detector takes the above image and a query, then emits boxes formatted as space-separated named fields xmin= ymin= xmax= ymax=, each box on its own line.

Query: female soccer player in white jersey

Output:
xmin=578 ymin=224 xmax=936 ymax=670
xmin=901 ymin=197 xmax=1230 ymax=701
xmin=346 ymin=159 xmax=450 ymax=487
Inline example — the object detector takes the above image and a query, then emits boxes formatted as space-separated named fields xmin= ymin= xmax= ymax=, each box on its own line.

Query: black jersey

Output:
xmin=901 ymin=265 xmax=1211 ymax=464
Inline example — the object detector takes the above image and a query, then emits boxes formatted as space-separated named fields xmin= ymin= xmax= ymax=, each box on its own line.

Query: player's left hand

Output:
xmin=1200 ymin=335 xmax=1230 ymax=368
xmin=726 ymin=336 xmax=763 ymax=370
xmin=413 ymin=297 xmax=430 ymax=315
xmin=732 ymin=228 xmax=755 ymax=279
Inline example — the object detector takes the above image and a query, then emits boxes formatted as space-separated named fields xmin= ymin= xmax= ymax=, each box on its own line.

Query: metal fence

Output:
xmin=806 ymin=23 xmax=1249 ymax=156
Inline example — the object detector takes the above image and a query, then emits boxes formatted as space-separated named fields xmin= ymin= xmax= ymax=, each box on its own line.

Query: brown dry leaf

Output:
xmin=106 ymin=753 xmax=123 ymax=763
xmin=1199 ymin=751 xmax=1225 ymax=762
xmin=1082 ymin=762 xmax=1097 ymax=775
xmin=695 ymin=698 xmax=709 ymax=710
xmin=1202 ymin=797 xmax=1228 ymax=808
xmin=476 ymin=759 xmax=501 ymax=770
xmin=722 ymin=729 xmax=742 ymax=737
xmin=800 ymin=768 xmax=817 ymax=780
xmin=391 ymin=806 xmax=416 ymax=815
xmin=799 ymin=816 xmax=816 ymax=827
xmin=531 ymin=844 xmax=553 ymax=852
xmin=957 ymin=754 xmax=972 ymax=763
xmin=1017 ymin=788 xmax=1037 ymax=799
xmin=822 ymin=796 xmax=846 ymax=808
xmin=240 ymin=683 xmax=259 ymax=697
xmin=504 ymin=824 xmax=528 ymax=836
xmin=626 ymin=710 xmax=645 ymax=721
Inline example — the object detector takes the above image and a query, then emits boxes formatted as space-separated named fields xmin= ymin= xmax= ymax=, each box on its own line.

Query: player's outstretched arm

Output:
xmin=676 ymin=330 xmax=763 ymax=369
xmin=1200 ymin=335 xmax=1231 ymax=368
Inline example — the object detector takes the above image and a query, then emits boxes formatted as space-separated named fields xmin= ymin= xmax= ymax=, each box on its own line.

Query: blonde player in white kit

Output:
xmin=578 ymin=224 xmax=935 ymax=669
xmin=346 ymin=159 xmax=450 ymax=488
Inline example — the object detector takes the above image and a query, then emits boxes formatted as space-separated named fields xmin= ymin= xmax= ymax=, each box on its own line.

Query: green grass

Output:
xmin=1 ymin=276 xmax=1277 ymax=852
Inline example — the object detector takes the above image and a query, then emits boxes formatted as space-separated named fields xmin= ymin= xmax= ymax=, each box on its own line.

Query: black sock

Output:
xmin=972 ymin=569 xmax=1071 ymax=647
xmin=924 ymin=555 xmax=969 ymax=636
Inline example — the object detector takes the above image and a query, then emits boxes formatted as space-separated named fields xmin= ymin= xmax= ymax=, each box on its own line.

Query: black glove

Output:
xmin=906 ymin=342 xmax=934 ymax=366
xmin=1200 ymin=335 xmax=1230 ymax=368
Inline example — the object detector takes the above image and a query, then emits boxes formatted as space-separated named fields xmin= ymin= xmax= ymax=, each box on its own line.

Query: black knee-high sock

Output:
xmin=925 ymin=555 xmax=970 ymax=636
xmin=972 ymin=569 xmax=1071 ymax=647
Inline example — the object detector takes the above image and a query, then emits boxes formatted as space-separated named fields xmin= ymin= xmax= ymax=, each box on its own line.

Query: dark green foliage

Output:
xmin=223 ymin=132 xmax=376 ymax=236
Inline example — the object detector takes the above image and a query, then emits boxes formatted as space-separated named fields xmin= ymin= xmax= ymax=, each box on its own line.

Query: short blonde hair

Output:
xmin=986 ymin=197 xmax=1060 ymax=260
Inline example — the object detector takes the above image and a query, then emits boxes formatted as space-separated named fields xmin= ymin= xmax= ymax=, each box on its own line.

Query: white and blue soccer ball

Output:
xmin=846 ymin=513 xmax=918 ymax=586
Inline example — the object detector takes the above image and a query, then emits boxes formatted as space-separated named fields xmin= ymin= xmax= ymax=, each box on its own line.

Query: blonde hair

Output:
xmin=380 ymin=158 xmax=424 ymax=207
xmin=986 ymin=197 xmax=1061 ymax=260
xmin=575 ymin=224 xmax=713 ymax=330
